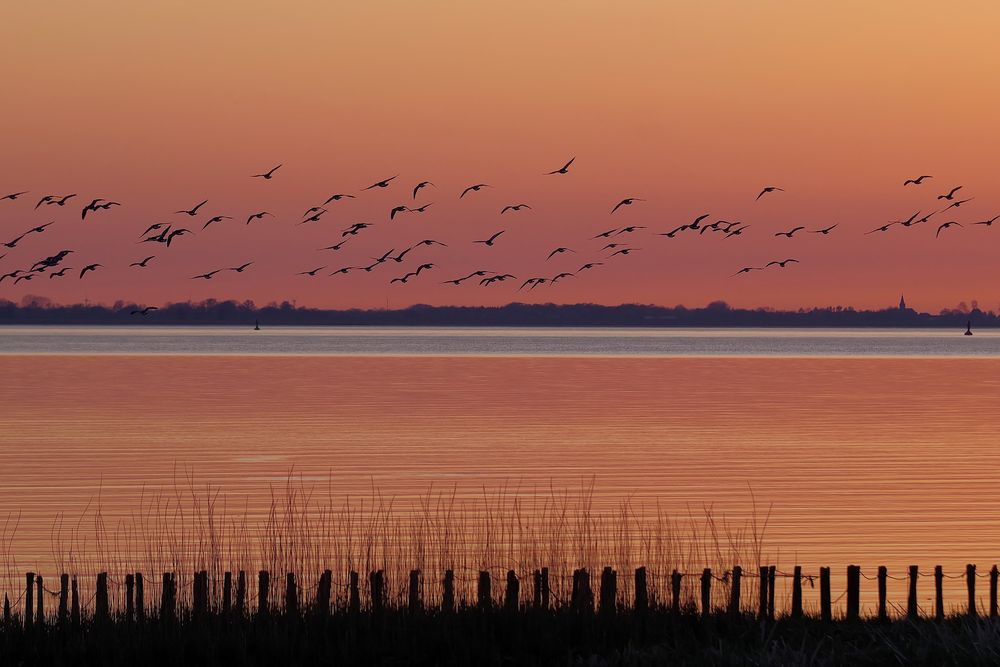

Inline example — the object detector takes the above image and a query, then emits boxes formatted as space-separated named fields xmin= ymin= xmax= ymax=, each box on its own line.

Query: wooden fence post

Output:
xmin=193 ymin=571 xmax=208 ymax=618
xmin=846 ymin=565 xmax=860 ymax=621
xmin=877 ymin=566 xmax=888 ymax=622
xmin=758 ymin=566 xmax=768 ymax=620
xmin=505 ymin=570 xmax=519 ymax=612
xmin=573 ymin=568 xmax=592 ymax=612
xmin=729 ymin=566 xmax=742 ymax=615
xmin=532 ymin=570 xmax=542 ymax=608
xmin=59 ymin=573 xmax=69 ymax=625
xmin=541 ymin=567 xmax=550 ymax=609
xmin=908 ymin=566 xmax=918 ymax=620
xmin=222 ymin=572 xmax=232 ymax=616
xmin=767 ymin=566 xmax=776 ymax=620
xmin=699 ymin=568 xmax=711 ymax=617
xmin=235 ymin=571 xmax=246 ymax=617
xmin=599 ymin=567 xmax=616 ymax=615
xmin=24 ymin=573 xmax=34 ymax=631
xmin=317 ymin=570 xmax=331 ymax=617
xmin=671 ymin=570 xmax=682 ymax=614
xmin=442 ymin=570 xmax=454 ymax=613
xmin=161 ymin=573 xmax=175 ymax=624
xmin=71 ymin=576 xmax=80 ymax=628
xmin=258 ymin=571 xmax=270 ymax=617
xmin=967 ymin=564 xmax=977 ymax=617
xmin=791 ymin=566 xmax=803 ymax=618
xmin=35 ymin=575 xmax=43 ymax=626
xmin=477 ymin=571 xmax=491 ymax=610
xmin=934 ymin=566 xmax=944 ymax=621
xmin=96 ymin=572 xmax=109 ymax=623
xmin=3 ymin=594 xmax=9 ymax=628
xmin=991 ymin=565 xmax=998 ymax=618
xmin=285 ymin=573 xmax=298 ymax=618
xmin=370 ymin=570 xmax=385 ymax=613
xmin=635 ymin=567 xmax=649 ymax=613
xmin=125 ymin=574 xmax=135 ymax=623
xmin=820 ymin=567 xmax=831 ymax=621
xmin=409 ymin=570 xmax=421 ymax=613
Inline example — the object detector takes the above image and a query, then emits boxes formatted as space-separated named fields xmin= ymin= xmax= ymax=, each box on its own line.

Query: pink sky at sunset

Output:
xmin=3 ymin=1 xmax=1000 ymax=312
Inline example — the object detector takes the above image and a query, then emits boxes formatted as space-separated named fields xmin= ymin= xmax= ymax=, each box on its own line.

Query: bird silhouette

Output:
xmin=903 ymin=175 xmax=932 ymax=186
xmin=547 ymin=247 xmax=574 ymax=260
xmin=246 ymin=211 xmax=272 ymax=225
xmin=896 ymin=211 xmax=922 ymax=227
xmin=765 ymin=259 xmax=799 ymax=268
xmin=35 ymin=195 xmax=57 ymax=208
xmin=130 ymin=306 xmax=158 ymax=316
xmin=192 ymin=270 xmax=222 ymax=280
xmin=410 ymin=203 xmax=433 ymax=213
xmin=611 ymin=198 xmax=643 ymax=213
xmin=724 ymin=225 xmax=749 ymax=238
xmin=1 ymin=191 xmax=28 ymax=201
xmin=342 ymin=223 xmax=373 ymax=236
xmin=501 ymin=204 xmax=531 ymax=214
xmin=973 ymin=215 xmax=1000 ymax=227
xmin=203 ymin=215 xmax=232 ymax=229
xmin=775 ymin=226 xmax=805 ymax=238
xmin=364 ymin=176 xmax=397 ymax=190
xmin=389 ymin=205 xmax=408 ymax=220
xmin=13 ymin=274 xmax=34 ymax=285
xmin=166 ymin=229 xmax=192 ymax=246
xmin=414 ymin=263 xmax=434 ymax=275
xmin=322 ymin=240 xmax=350 ymax=251
xmin=297 ymin=267 xmax=325 ymax=276
xmin=230 ymin=262 xmax=253 ymax=273
xmin=323 ymin=193 xmax=356 ymax=204
xmin=176 ymin=200 xmax=208 ymax=216
xmin=300 ymin=209 xmax=328 ymax=224
xmin=865 ymin=222 xmax=898 ymax=234
xmin=330 ymin=267 xmax=355 ymax=276
xmin=579 ymin=263 xmax=603 ymax=271
xmin=413 ymin=239 xmax=447 ymax=247
xmin=303 ymin=206 xmax=326 ymax=217
xmin=551 ymin=272 xmax=574 ymax=283
xmin=941 ymin=198 xmax=973 ymax=211
xmin=659 ymin=225 xmax=688 ymax=238
xmin=80 ymin=264 xmax=102 ymax=279
xmin=139 ymin=223 xmax=169 ymax=238
xmin=592 ymin=228 xmax=619 ymax=239
xmin=81 ymin=198 xmax=106 ymax=220
xmin=687 ymin=214 xmax=711 ymax=229
xmin=809 ymin=224 xmax=838 ymax=234
xmin=49 ymin=267 xmax=72 ymax=279
xmin=460 ymin=183 xmax=490 ymax=198
xmin=389 ymin=247 xmax=414 ymax=263
xmin=615 ymin=225 xmax=645 ymax=235
xmin=936 ymin=221 xmax=963 ymax=238
xmin=937 ymin=186 xmax=963 ymax=200
xmin=252 ymin=164 xmax=282 ymax=180
xmin=755 ymin=187 xmax=784 ymax=200
xmin=130 ymin=256 xmax=155 ymax=268
xmin=609 ymin=247 xmax=639 ymax=257
xmin=412 ymin=181 xmax=434 ymax=199
xmin=474 ymin=231 xmax=505 ymax=246
xmin=390 ymin=273 xmax=416 ymax=284
xmin=601 ymin=243 xmax=625 ymax=251
xmin=732 ymin=266 xmax=762 ymax=276
xmin=545 ymin=157 xmax=575 ymax=175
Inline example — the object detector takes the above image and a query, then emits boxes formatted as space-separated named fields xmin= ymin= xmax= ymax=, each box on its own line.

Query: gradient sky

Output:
xmin=2 ymin=1 xmax=1000 ymax=312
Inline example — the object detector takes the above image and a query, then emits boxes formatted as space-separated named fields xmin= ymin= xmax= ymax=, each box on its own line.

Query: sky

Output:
xmin=2 ymin=0 xmax=1000 ymax=312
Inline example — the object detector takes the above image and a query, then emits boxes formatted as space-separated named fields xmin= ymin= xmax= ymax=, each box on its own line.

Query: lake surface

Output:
xmin=1 ymin=326 xmax=998 ymax=614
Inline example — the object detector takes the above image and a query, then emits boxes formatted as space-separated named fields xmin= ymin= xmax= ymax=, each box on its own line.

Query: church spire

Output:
xmin=899 ymin=294 xmax=906 ymax=311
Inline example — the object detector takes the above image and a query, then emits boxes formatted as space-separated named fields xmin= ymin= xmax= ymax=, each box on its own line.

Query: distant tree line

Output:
xmin=0 ymin=296 xmax=994 ymax=327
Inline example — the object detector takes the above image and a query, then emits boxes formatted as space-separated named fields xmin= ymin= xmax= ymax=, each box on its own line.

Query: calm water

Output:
xmin=1 ymin=326 xmax=999 ymax=613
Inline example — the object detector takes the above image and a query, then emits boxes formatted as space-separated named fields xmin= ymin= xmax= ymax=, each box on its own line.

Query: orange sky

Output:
xmin=2 ymin=1 xmax=1000 ymax=312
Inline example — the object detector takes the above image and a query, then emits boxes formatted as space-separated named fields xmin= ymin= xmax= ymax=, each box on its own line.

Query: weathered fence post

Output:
xmin=95 ymin=572 xmax=109 ymax=623
xmin=370 ymin=570 xmax=385 ymax=613
xmin=572 ymin=568 xmax=592 ymax=612
xmin=258 ymin=571 xmax=270 ymax=618
xmin=317 ymin=570 xmax=331 ymax=617
xmin=348 ymin=571 xmax=360 ymax=614
xmin=991 ymin=565 xmax=998 ymax=618
xmin=758 ymin=566 xmax=768 ymax=620
xmin=599 ymin=567 xmax=616 ymax=615
xmin=409 ymin=570 xmax=421 ymax=613
xmin=846 ymin=565 xmax=860 ymax=621
xmin=791 ymin=566 xmax=803 ymax=618
xmin=877 ymin=566 xmax=888 ymax=622
xmin=193 ymin=571 xmax=208 ymax=618
xmin=729 ymin=566 xmax=742 ymax=616
xmin=3 ymin=594 xmax=9 ymax=627
xmin=635 ymin=567 xmax=649 ymax=613
xmin=442 ymin=570 xmax=454 ymax=613
xmin=235 ymin=571 xmax=246 ymax=617
xmin=967 ymin=564 xmax=977 ymax=617
xmin=505 ymin=570 xmax=519 ymax=612
xmin=934 ymin=565 xmax=944 ymax=621
xmin=24 ymin=573 xmax=34 ymax=631
xmin=125 ymin=574 xmax=135 ymax=623
xmin=767 ymin=566 xmax=776 ymax=620
xmin=541 ymin=567 xmax=550 ymax=609
xmin=59 ymin=573 xmax=69 ymax=625
xmin=671 ymin=570 xmax=682 ymax=614
xmin=700 ymin=568 xmax=711 ymax=617
xmin=477 ymin=571 xmax=491 ymax=610
xmin=71 ymin=576 xmax=80 ymax=628
xmin=35 ymin=575 xmax=44 ymax=626
xmin=820 ymin=567 xmax=831 ymax=621
xmin=222 ymin=572 xmax=233 ymax=616
xmin=161 ymin=573 xmax=175 ymax=624
xmin=532 ymin=570 xmax=542 ymax=608
xmin=908 ymin=566 xmax=918 ymax=620
xmin=285 ymin=573 xmax=298 ymax=618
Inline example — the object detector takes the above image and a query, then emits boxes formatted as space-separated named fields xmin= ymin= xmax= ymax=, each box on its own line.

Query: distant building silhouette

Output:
xmin=899 ymin=294 xmax=907 ymax=311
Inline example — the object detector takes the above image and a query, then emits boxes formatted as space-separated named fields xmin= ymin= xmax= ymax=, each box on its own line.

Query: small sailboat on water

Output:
xmin=254 ymin=319 xmax=260 ymax=331
xmin=965 ymin=320 xmax=973 ymax=336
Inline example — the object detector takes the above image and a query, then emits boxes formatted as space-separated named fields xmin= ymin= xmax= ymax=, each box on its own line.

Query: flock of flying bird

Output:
xmin=0 ymin=160 xmax=995 ymax=312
